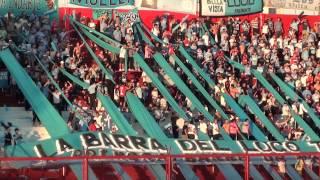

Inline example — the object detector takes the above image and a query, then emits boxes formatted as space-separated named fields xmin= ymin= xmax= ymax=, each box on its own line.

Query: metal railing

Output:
xmin=1 ymin=152 xmax=320 ymax=180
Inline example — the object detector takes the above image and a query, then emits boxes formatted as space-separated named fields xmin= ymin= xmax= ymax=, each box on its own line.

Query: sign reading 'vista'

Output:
xmin=70 ymin=0 xmax=134 ymax=8
xmin=200 ymin=0 xmax=263 ymax=16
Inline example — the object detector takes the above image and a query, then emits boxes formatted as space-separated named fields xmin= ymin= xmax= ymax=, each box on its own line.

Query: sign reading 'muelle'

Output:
xmin=70 ymin=0 xmax=134 ymax=8
xmin=200 ymin=0 xmax=263 ymax=16
xmin=5 ymin=131 xmax=320 ymax=158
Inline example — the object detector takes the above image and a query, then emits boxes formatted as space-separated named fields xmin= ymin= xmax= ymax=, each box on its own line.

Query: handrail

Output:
xmin=1 ymin=151 xmax=320 ymax=161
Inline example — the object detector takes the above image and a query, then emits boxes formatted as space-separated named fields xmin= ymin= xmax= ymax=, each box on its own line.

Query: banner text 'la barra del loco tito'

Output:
xmin=5 ymin=131 xmax=320 ymax=158
xmin=70 ymin=0 xmax=134 ymax=8
xmin=200 ymin=0 xmax=263 ymax=16
xmin=0 ymin=0 xmax=57 ymax=16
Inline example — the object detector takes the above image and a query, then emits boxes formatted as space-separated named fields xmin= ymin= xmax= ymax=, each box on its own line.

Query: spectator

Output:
xmin=229 ymin=118 xmax=240 ymax=140
xmin=13 ymin=128 xmax=23 ymax=145
xmin=210 ymin=119 xmax=220 ymax=140
xmin=1 ymin=9 xmax=320 ymax=148
xmin=4 ymin=127 xmax=12 ymax=146
xmin=278 ymin=158 xmax=286 ymax=178
xmin=241 ymin=119 xmax=251 ymax=140
xmin=295 ymin=157 xmax=304 ymax=175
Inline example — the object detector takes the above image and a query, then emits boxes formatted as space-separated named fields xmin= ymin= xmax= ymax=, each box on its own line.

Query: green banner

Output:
xmin=93 ymin=8 xmax=113 ymax=19
xmin=5 ymin=129 xmax=320 ymax=158
xmin=0 ymin=0 xmax=58 ymax=17
xmin=200 ymin=0 xmax=263 ymax=16
xmin=0 ymin=71 xmax=8 ymax=88
xmin=69 ymin=0 xmax=134 ymax=8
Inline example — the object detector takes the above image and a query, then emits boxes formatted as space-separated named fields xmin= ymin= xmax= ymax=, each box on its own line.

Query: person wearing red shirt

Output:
xmin=162 ymin=29 xmax=172 ymax=39
xmin=306 ymin=74 xmax=314 ymax=86
xmin=290 ymin=55 xmax=299 ymax=64
xmin=89 ymin=120 xmax=97 ymax=131
xmin=168 ymin=44 xmax=175 ymax=55
xmin=183 ymin=36 xmax=190 ymax=47
xmin=119 ymin=83 xmax=128 ymax=108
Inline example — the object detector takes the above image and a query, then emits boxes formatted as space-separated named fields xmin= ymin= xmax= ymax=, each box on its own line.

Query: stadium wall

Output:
xmin=58 ymin=7 xmax=320 ymax=35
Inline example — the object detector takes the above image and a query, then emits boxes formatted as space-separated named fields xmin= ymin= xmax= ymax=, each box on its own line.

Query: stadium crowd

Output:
xmin=0 ymin=10 xmax=320 ymax=145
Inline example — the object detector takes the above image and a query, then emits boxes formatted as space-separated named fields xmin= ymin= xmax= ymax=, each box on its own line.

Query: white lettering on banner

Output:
xmin=0 ymin=71 xmax=8 ymax=80
xmin=176 ymin=139 xmax=301 ymax=154
xmin=2 ymin=0 xmax=42 ymax=11
xmin=201 ymin=0 xmax=226 ymax=16
xmin=116 ymin=10 xmax=139 ymax=23
xmin=34 ymin=132 xmax=168 ymax=157
xmin=32 ymin=132 xmax=320 ymax=158
xmin=200 ymin=0 xmax=262 ymax=16
xmin=56 ymin=139 xmax=75 ymax=155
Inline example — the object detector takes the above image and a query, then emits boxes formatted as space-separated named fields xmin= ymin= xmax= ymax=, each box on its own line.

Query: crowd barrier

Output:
xmin=1 ymin=152 xmax=320 ymax=180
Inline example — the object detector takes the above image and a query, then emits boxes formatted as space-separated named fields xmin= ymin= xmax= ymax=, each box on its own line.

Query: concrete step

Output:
xmin=0 ymin=107 xmax=73 ymax=143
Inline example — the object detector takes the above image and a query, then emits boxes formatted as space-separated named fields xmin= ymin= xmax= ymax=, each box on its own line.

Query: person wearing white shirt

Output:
xmin=269 ymin=36 xmax=276 ymax=47
xmin=151 ymin=24 xmax=160 ymax=37
xmin=298 ymin=102 xmax=307 ymax=117
xmin=99 ymin=17 xmax=108 ymax=33
xmin=199 ymin=119 xmax=208 ymax=134
xmin=262 ymin=23 xmax=269 ymax=35
xmin=134 ymin=84 xmax=142 ymax=99
xmin=88 ymin=79 xmax=97 ymax=109
xmin=119 ymin=45 xmax=127 ymax=71
xmin=51 ymin=65 xmax=59 ymax=79
xmin=202 ymin=32 xmax=210 ymax=46
xmin=277 ymin=37 xmax=283 ymax=49
xmin=282 ymin=103 xmax=290 ymax=119
xmin=88 ymin=19 xmax=96 ymax=31
xmin=316 ymin=47 xmax=320 ymax=59
xmin=52 ymin=89 xmax=62 ymax=114
xmin=211 ymin=120 xmax=220 ymax=140
xmin=187 ymin=123 xmax=197 ymax=139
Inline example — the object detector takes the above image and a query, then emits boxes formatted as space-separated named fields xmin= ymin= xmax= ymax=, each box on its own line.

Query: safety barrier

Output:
xmin=1 ymin=152 xmax=320 ymax=180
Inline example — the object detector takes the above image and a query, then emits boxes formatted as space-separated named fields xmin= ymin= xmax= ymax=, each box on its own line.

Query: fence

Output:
xmin=1 ymin=152 xmax=320 ymax=180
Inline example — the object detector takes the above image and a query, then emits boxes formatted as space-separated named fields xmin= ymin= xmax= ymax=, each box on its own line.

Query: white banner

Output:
xmin=200 ymin=0 xmax=263 ymax=16
xmin=265 ymin=0 xmax=320 ymax=12
xmin=200 ymin=0 xmax=226 ymax=16
xmin=135 ymin=0 xmax=197 ymax=14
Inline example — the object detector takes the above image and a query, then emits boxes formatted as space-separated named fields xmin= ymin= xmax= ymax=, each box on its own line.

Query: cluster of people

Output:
xmin=0 ymin=10 xmax=319 ymax=146
xmin=142 ymin=15 xmax=320 ymax=141
xmin=1 ymin=122 xmax=23 ymax=147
